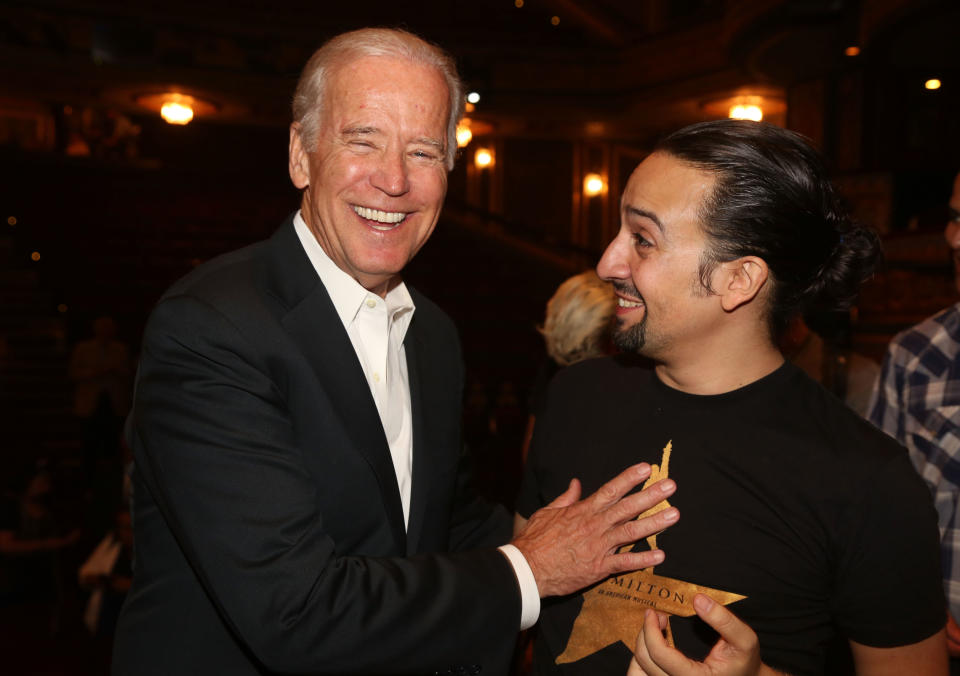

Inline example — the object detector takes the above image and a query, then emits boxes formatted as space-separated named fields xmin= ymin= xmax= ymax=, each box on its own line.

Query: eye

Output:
xmin=632 ymin=232 xmax=653 ymax=248
xmin=411 ymin=149 xmax=439 ymax=161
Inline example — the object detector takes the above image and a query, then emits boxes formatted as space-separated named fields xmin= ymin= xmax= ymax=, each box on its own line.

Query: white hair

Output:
xmin=292 ymin=28 xmax=464 ymax=171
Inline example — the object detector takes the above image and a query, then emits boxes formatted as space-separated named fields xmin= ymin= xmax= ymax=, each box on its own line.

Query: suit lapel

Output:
xmin=266 ymin=219 xmax=407 ymax=553
xmin=403 ymin=314 xmax=443 ymax=555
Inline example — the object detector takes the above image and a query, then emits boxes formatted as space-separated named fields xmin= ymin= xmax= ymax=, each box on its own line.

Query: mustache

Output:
xmin=611 ymin=280 xmax=644 ymax=304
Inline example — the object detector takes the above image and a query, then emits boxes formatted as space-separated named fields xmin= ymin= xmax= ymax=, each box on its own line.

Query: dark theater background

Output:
xmin=1 ymin=0 xmax=957 ymax=673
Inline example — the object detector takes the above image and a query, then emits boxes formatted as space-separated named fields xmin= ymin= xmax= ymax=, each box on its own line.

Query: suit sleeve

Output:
xmin=132 ymin=294 xmax=520 ymax=674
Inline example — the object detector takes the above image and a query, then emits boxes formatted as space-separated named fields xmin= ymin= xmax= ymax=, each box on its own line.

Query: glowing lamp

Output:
xmin=474 ymin=148 xmax=493 ymax=169
xmin=583 ymin=173 xmax=605 ymax=197
xmin=729 ymin=104 xmax=763 ymax=121
xmin=456 ymin=122 xmax=473 ymax=148
xmin=161 ymin=100 xmax=194 ymax=125
xmin=925 ymin=79 xmax=942 ymax=90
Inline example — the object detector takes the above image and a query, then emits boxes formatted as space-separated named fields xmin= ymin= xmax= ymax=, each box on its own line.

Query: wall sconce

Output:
xmin=729 ymin=100 xmax=763 ymax=121
xmin=134 ymin=91 xmax=217 ymax=126
xmin=583 ymin=173 xmax=606 ymax=197
xmin=456 ymin=121 xmax=473 ymax=148
xmin=474 ymin=147 xmax=494 ymax=169
xmin=702 ymin=92 xmax=786 ymax=126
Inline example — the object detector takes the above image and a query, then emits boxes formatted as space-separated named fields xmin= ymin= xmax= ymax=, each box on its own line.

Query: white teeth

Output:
xmin=618 ymin=298 xmax=643 ymax=308
xmin=352 ymin=205 xmax=406 ymax=227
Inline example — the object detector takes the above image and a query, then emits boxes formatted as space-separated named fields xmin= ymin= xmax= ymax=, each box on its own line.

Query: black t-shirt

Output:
xmin=517 ymin=356 xmax=945 ymax=676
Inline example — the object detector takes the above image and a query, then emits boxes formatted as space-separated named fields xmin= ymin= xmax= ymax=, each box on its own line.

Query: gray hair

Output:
xmin=539 ymin=270 xmax=616 ymax=366
xmin=292 ymin=27 xmax=464 ymax=171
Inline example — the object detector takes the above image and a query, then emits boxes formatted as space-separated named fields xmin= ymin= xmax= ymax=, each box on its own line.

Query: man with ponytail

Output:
xmin=517 ymin=120 xmax=947 ymax=675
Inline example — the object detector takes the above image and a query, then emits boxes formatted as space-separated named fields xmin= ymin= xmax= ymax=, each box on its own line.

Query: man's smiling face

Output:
xmin=290 ymin=54 xmax=450 ymax=296
xmin=596 ymin=152 xmax=719 ymax=361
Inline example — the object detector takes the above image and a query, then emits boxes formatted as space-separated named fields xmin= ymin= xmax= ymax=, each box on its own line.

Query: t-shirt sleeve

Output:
xmin=831 ymin=449 xmax=946 ymax=646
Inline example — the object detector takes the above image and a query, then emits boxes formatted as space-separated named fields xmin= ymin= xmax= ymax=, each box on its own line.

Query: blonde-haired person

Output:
xmin=523 ymin=271 xmax=617 ymax=462
xmin=540 ymin=270 xmax=617 ymax=367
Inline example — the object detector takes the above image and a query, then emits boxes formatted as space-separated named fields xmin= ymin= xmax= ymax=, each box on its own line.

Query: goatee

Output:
xmin=613 ymin=316 xmax=646 ymax=353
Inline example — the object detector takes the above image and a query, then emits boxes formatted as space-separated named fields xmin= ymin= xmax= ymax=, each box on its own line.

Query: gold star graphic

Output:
xmin=557 ymin=441 xmax=745 ymax=664
xmin=556 ymin=569 xmax=746 ymax=664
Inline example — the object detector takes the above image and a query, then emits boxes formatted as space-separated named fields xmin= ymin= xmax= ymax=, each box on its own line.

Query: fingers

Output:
xmin=628 ymin=655 xmax=652 ymax=676
xmin=632 ymin=610 xmax=672 ymax=676
xmin=588 ymin=463 xmax=652 ymax=510
xmin=609 ymin=502 xmax=679 ymax=547
xmin=546 ymin=478 xmax=582 ymax=510
xmin=692 ymin=594 xmax=757 ymax=654
xmin=608 ymin=478 xmax=676 ymax=523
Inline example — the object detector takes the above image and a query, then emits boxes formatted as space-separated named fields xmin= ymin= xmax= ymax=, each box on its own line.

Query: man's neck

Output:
xmin=653 ymin=332 xmax=785 ymax=396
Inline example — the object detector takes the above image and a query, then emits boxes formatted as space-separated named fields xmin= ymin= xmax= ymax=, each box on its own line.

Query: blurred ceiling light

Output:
xmin=161 ymin=100 xmax=194 ymax=125
xmin=57 ymin=304 xmax=68 ymax=313
xmin=844 ymin=46 xmax=860 ymax=57
xmin=583 ymin=173 xmax=605 ymax=197
xmin=456 ymin=121 xmax=473 ymax=148
xmin=515 ymin=0 xmax=523 ymax=7
xmin=925 ymin=79 xmax=942 ymax=90
xmin=31 ymin=251 xmax=41 ymax=261
xmin=7 ymin=216 xmax=16 ymax=226
xmin=467 ymin=92 xmax=480 ymax=104
xmin=474 ymin=148 xmax=494 ymax=169
xmin=464 ymin=102 xmax=476 ymax=113
xmin=729 ymin=104 xmax=763 ymax=121
xmin=550 ymin=15 xmax=560 ymax=26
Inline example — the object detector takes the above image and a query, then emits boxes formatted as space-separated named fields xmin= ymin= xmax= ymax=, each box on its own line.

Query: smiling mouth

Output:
xmin=352 ymin=205 xmax=408 ymax=231
xmin=617 ymin=297 xmax=644 ymax=309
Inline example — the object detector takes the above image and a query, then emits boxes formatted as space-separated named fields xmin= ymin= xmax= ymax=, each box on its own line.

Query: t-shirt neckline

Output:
xmin=650 ymin=359 xmax=796 ymax=408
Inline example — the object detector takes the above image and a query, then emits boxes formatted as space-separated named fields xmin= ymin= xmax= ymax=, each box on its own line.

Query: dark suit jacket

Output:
xmin=113 ymin=217 xmax=520 ymax=675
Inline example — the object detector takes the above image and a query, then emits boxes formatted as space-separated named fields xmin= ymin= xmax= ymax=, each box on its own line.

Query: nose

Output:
xmin=597 ymin=230 xmax=630 ymax=281
xmin=371 ymin=150 xmax=410 ymax=197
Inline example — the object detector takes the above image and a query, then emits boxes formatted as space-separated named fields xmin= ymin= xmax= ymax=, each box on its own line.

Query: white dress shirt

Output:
xmin=294 ymin=211 xmax=539 ymax=628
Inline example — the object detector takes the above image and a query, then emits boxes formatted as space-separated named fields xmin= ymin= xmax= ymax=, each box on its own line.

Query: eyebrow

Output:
xmin=623 ymin=205 xmax=664 ymax=234
xmin=341 ymin=125 xmax=379 ymax=138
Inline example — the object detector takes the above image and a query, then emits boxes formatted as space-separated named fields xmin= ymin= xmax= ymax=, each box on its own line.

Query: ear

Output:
xmin=715 ymin=256 xmax=769 ymax=312
xmin=288 ymin=122 xmax=311 ymax=190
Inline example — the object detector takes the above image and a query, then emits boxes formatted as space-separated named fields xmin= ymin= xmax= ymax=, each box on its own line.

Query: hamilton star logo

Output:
xmin=556 ymin=441 xmax=746 ymax=664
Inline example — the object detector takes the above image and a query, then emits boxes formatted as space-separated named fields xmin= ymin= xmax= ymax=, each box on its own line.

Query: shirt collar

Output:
xmin=293 ymin=210 xmax=415 ymax=332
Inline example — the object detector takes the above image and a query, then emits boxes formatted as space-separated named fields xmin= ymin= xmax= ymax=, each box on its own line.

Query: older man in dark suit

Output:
xmin=112 ymin=28 xmax=677 ymax=675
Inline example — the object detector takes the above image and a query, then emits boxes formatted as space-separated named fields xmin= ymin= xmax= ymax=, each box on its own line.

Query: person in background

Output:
xmin=524 ymin=270 xmax=617 ymax=462
xmin=68 ymin=316 xmax=131 ymax=479
xmin=869 ymin=170 xmax=960 ymax=671
xmin=781 ymin=311 xmax=879 ymax=417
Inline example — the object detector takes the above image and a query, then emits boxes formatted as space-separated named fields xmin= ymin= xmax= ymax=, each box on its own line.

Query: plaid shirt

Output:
xmin=869 ymin=301 xmax=960 ymax=621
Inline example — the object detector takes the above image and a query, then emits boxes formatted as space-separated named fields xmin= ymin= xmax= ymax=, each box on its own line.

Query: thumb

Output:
xmin=546 ymin=478 xmax=581 ymax=509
